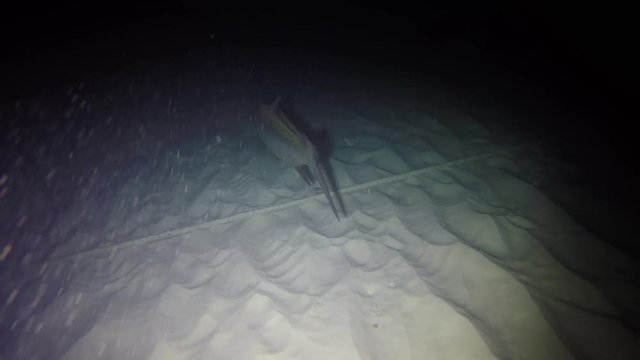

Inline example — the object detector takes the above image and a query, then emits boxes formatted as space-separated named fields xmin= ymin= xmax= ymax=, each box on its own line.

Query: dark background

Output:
xmin=1 ymin=2 xmax=635 ymax=136
xmin=1 ymin=2 xmax=637 ymax=221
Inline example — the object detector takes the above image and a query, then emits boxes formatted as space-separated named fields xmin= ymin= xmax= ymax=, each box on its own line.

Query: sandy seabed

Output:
xmin=2 ymin=58 xmax=639 ymax=360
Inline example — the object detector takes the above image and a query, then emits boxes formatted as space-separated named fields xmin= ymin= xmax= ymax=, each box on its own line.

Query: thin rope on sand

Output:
xmin=53 ymin=142 xmax=539 ymax=260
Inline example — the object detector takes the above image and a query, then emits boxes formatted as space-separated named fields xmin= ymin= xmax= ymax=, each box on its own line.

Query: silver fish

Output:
xmin=254 ymin=96 xmax=340 ymax=221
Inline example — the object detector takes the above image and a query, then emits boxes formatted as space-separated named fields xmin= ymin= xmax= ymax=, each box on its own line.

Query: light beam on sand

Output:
xmin=53 ymin=142 xmax=539 ymax=261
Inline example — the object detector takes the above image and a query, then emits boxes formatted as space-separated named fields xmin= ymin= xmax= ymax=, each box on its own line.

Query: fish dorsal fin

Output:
xmin=270 ymin=96 xmax=282 ymax=110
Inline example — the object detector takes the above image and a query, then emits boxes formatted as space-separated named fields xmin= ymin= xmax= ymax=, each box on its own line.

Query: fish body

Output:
xmin=254 ymin=97 xmax=340 ymax=221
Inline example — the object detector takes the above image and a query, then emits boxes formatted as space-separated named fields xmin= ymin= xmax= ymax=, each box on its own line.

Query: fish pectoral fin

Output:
xmin=296 ymin=166 xmax=317 ymax=187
